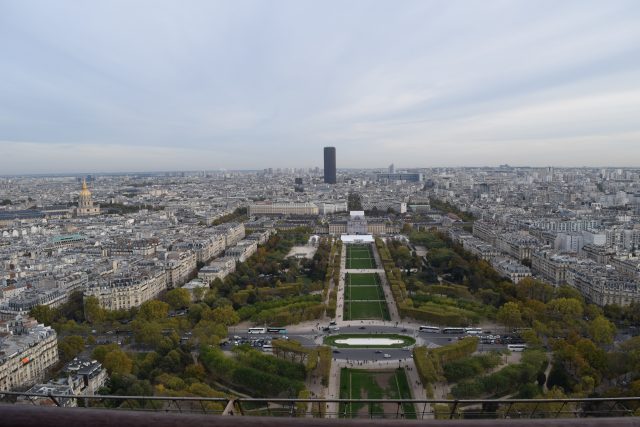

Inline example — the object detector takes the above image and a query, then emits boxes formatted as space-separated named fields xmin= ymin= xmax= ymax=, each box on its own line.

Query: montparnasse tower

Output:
xmin=76 ymin=178 xmax=100 ymax=216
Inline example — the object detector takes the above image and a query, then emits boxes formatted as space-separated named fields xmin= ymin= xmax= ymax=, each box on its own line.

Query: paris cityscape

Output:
xmin=1 ymin=0 xmax=640 ymax=423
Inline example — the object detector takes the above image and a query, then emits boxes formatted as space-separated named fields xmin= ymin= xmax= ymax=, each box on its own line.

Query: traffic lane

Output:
xmin=227 ymin=333 xmax=317 ymax=347
xmin=330 ymin=348 xmax=413 ymax=361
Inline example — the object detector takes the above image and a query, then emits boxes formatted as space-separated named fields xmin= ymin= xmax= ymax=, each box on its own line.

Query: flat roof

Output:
xmin=340 ymin=234 xmax=374 ymax=243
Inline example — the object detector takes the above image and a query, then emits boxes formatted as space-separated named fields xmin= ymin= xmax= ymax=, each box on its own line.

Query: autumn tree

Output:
xmin=137 ymin=300 xmax=169 ymax=321
xmin=30 ymin=305 xmax=58 ymax=326
xmin=84 ymin=296 xmax=106 ymax=324
xmin=165 ymin=288 xmax=191 ymax=310
xmin=588 ymin=316 xmax=616 ymax=346
xmin=103 ymin=349 xmax=133 ymax=376
xmin=58 ymin=335 xmax=85 ymax=363
xmin=497 ymin=302 xmax=523 ymax=331
xmin=205 ymin=305 xmax=240 ymax=326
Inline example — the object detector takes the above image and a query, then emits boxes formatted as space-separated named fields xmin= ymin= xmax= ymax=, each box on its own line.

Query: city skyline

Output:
xmin=1 ymin=0 xmax=640 ymax=174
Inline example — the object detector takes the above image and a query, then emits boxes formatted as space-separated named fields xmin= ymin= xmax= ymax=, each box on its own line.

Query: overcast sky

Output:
xmin=1 ymin=0 xmax=640 ymax=174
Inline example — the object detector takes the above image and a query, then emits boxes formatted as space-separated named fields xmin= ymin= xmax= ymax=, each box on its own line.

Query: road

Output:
xmin=228 ymin=324 xmax=507 ymax=361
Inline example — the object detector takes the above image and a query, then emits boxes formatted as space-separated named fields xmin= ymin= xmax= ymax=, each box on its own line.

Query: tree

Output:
xmin=193 ymin=320 xmax=227 ymax=346
xmin=103 ymin=350 xmax=133 ymax=376
xmin=588 ymin=316 xmax=616 ymax=346
xmin=165 ymin=288 xmax=191 ymax=310
xmin=206 ymin=305 xmax=240 ymax=326
xmin=497 ymin=302 xmax=523 ymax=331
xmin=58 ymin=335 xmax=85 ymax=363
xmin=84 ymin=296 xmax=106 ymax=324
xmin=30 ymin=305 xmax=58 ymax=326
xmin=132 ymin=320 xmax=164 ymax=348
xmin=137 ymin=300 xmax=169 ymax=321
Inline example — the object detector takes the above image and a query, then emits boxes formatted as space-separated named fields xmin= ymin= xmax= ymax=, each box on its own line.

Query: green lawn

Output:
xmin=347 ymin=258 xmax=375 ymax=269
xmin=346 ymin=273 xmax=380 ymax=286
xmin=349 ymin=285 xmax=384 ymax=300
xmin=344 ymin=301 xmax=390 ymax=320
xmin=344 ymin=273 xmax=389 ymax=320
xmin=346 ymin=245 xmax=376 ymax=269
xmin=339 ymin=368 xmax=416 ymax=419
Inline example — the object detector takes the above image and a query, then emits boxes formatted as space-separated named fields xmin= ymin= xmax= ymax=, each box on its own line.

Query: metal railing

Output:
xmin=1 ymin=391 xmax=640 ymax=419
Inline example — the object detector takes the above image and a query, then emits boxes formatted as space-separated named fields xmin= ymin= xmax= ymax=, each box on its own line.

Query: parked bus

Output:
xmin=464 ymin=327 xmax=483 ymax=335
xmin=441 ymin=327 xmax=465 ymax=334
xmin=507 ymin=344 xmax=527 ymax=352
xmin=247 ymin=327 xmax=267 ymax=334
xmin=267 ymin=327 xmax=288 ymax=334
xmin=418 ymin=326 xmax=441 ymax=333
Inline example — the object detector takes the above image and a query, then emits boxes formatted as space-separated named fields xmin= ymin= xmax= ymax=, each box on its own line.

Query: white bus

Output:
xmin=507 ymin=344 xmax=527 ymax=352
xmin=464 ymin=327 xmax=483 ymax=335
xmin=442 ymin=327 xmax=465 ymax=334
xmin=419 ymin=326 xmax=441 ymax=333
xmin=247 ymin=327 xmax=267 ymax=334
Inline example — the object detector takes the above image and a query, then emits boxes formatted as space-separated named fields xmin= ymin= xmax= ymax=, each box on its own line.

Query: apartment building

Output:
xmin=0 ymin=315 xmax=59 ymax=391
xmin=165 ymin=251 xmax=197 ymax=288
xmin=531 ymin=250 xmax=578 ymax=285
xmin=566 ymin=262 xmax=640 ymax=307
xmin=84 ymin=268 xmax=166 ymax=310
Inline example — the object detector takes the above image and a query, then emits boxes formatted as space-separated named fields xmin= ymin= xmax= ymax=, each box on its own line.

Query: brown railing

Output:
xmin=1 ymin=391 xmax=640 ymax=420
xmin=1 ymin=405 xmax=640 ymax=427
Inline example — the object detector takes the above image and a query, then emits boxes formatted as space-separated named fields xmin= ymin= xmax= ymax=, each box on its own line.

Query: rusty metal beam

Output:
xmin=1 ymin=406 xmax=640 ymax=427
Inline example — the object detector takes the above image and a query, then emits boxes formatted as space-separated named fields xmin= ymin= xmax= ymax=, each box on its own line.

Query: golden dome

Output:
xmin=80 ymin=178 xmax=91 ymax=196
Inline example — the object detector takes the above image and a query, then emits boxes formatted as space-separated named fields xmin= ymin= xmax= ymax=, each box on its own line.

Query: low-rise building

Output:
xmin=249 ymin=202 xmax=319 ymax=216
xmin=492 ymin=257 xmax=532 ymax=284
xmin=198 ymin=257 xmax=236 ymax=284
xmin=225 ymin=240 xmax=258 ymax=263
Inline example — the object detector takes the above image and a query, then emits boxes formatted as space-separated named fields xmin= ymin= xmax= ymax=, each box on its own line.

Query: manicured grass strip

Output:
xmin=324 ymin=333 xmax=415 ymax=348
xmin=344 ymin=301 xmax=390 ymax=320
xmin=338 ymin=368 xmax=416 ymax=418
xmin=392 ymin=369 xmax=417 ymax=419
xmin=346 ymin=244 xmax=376 ymax=270
xmin=347 ymin=258 xmax=375 ymax=269
xmin=349 ymin=285 xmax=384 ymax=300
xmin=346 ymin=273 xmax=379 ymax=286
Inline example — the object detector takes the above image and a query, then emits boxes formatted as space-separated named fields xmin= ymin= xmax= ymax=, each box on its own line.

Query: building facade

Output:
xmin=84 ymin=269 xmax=167 ymax=311
xmin=0 ymin=315 xmax=59 ymax=391
xmin=324 ymin=147 xmax=336 ymax=184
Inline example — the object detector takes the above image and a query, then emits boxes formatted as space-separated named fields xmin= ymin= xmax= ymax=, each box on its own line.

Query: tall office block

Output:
xmin=324 ymin=147 xmax=336 ymax=184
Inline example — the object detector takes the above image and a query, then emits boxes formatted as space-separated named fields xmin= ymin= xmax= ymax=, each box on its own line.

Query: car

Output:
xmin=330 ymin=326 xmax=340 ymax=331
xmin=383 ymin=354 xmax=391 ymax=358
xmin=322 ymin=327 xmax=331 ymax=332
xmin=233 ymin=335 xmax=242 ymax=340
xmin=401 ymin=328 xmax=407 ymax=332
xmin=374 ymin=350 xmax=382 ymax=354
xmin=332 ymin=350 xmax=341 ymax=354
xmin=358 ymin=326 xmax=366 ymax=330
xmin=329 ymin=321 xmax=337 ymax=326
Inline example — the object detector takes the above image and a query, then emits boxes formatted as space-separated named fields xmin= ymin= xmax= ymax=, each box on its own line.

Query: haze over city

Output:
xmin=1 ymin=0 xmax=640 ymax=174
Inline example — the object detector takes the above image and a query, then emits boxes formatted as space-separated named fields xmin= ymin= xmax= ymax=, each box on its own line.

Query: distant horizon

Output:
xmin=2 ymin=164 xmax=640 ymax=179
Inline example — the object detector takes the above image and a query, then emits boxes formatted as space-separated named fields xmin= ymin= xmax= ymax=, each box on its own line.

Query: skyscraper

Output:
xmin=324 ymin=147 xmax=336 ymax=184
